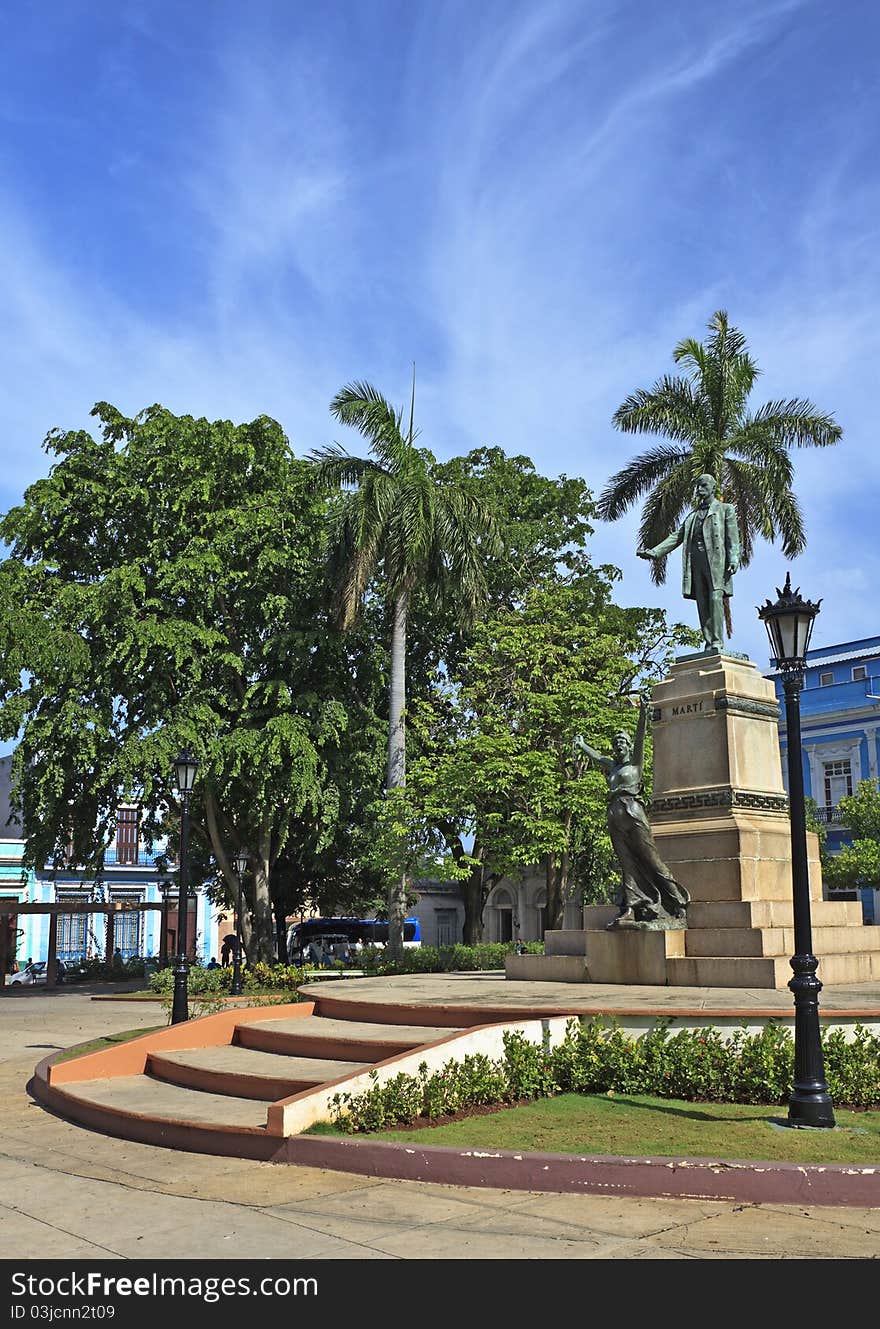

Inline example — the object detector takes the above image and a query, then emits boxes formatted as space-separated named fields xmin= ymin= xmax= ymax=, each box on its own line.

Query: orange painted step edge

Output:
xmin=48 ymin=1001 xmax=315 ymax=1086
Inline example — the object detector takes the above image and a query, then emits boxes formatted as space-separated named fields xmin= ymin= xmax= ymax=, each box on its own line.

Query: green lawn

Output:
xmin=55 ymin=1026 xmax=164 ymax=1062
xmin=310 ymin=1093 xmax=880 ymax=1166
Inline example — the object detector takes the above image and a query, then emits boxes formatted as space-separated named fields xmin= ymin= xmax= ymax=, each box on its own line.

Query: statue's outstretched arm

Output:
xmin=638 ymin=525 xmax=684 ymax=560
xmin=573 ymin=736 xmax=612 ymax=771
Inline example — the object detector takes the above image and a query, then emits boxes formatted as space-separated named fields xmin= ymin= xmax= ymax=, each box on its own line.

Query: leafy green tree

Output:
xmin=309 ymin=379 xmax=499 ymax=960
xmin=403 ymin=449 xmax=602 ymax=938
xmin=597 ymin=310 xmax=842 ymax=582
xmin=0 ymin=403 xmax=378 ymax=961
xmin=396 ymin=572 xmax=694 ymax=936
xmin=821 ymin=781 xmax=880 ymax=895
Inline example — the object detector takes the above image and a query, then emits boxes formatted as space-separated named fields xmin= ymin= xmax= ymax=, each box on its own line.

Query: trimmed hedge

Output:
xmin=327 ymin=1018 xmax=880 ymax=1132
xmin=145 ymin=942 xmax=543 ymax=993
xmin=358 ymin=941 xmax=544 ymax=974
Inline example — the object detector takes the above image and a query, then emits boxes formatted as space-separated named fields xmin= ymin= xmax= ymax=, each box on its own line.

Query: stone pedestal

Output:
xmin=633 ymin=652 xmax=877 ymax=987
xmin=506 ymin=651 xmax=880 ymax=988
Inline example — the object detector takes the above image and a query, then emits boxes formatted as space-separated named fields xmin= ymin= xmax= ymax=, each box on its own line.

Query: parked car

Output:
xmin=6 ymin=960 xmax=68 ymax=986
xmin=7 ymin=961 xmax=47 ymax=986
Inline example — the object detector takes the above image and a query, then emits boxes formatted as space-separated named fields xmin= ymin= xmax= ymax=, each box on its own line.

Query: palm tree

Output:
xmin=597 ymin=310 xmax=842 ymax=584
xmin=310 ymin=375 xmax=499 ymax=960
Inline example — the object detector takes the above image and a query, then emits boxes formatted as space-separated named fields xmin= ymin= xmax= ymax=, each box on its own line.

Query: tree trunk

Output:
xmin=546 ymin=853 xmax=566 ymax=932
xmin=251 ymin=827 xmax=276 ymax=962
xmin=203 ymin=789 xmax=255 ymax=958
xmin=273 ymin=897 xmax=289 ymax=963
xmin=462 ymin=845 xmax=497 ymax=945
xmin=385 ymin=588 xmax=408 ymax=962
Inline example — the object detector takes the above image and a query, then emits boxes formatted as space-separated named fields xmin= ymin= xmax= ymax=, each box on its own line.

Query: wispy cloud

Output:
xmin=0 ymin=0 xmax=876 ymax=666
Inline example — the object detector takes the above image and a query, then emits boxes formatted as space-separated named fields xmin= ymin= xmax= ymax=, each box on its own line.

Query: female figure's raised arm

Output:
xmin=632 ymin=697 xmax=649 ymax=771
xmin=574 ymin=735 xmax=613 ymax=772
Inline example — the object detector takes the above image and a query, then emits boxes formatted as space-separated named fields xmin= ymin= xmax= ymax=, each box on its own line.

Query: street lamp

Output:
xmin=170 ymin=748 xmax=199 ymax=1025
xmin=758 ymin=573 xmax=835 ymax=1128
xmin=230 ymin=847 xmax=248 ymax=997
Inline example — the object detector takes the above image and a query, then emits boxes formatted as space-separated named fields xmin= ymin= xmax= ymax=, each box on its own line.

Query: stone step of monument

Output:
xmin=507 ymin=954 xmax=588 ymax=982
xmin=684 ymin=925 xmax=880 ymax=959
xmin=684 ymin=872 xmax=824 ymax=903
xmin=687 ymin=899 xmax=864 ymax=930
xmin=667 ymin=949 xmax=880 ymax=989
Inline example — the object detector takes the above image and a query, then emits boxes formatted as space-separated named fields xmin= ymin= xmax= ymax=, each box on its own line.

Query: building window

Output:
xmin=852 ymin=665 xmax=867 ymax=682
xmin=57 ymin=891 xmax=90 ymax=963
xmin=435 ymin=908 xmax=458 ymax=947
xmin=819 ymin=672 xmax=834 ymax=687
xmin=111 ymin=892 xmax=143 ymax=958
xmin=115 ymin=807 xmax=139 ymax=865
xmin=824 ymin=759 xmax=853 ymax=809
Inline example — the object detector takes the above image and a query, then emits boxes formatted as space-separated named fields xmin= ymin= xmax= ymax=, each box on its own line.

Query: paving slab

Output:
xmin=299 ymin=972 xmax=880 ymax=1016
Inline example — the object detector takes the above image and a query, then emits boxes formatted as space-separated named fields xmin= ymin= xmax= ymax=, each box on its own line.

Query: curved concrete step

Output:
xmin=235 ymin=1014 xmax=462 ymax=1061
xmin=60 ymin=1073 xmax=270 ymax=1130
xmin=148 ymin=1045 xmax=371 ymax=1100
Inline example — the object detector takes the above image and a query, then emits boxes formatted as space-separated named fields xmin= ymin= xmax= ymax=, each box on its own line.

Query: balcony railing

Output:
xmin=103 ymin=849 xmax=166 ymax=867
xmin=813 ymin=806 xmax=848 ymax=826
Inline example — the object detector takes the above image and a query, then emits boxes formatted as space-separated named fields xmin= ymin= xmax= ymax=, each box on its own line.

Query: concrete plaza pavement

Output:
xmin=2 ymin=984 xmax=879 ymax=1261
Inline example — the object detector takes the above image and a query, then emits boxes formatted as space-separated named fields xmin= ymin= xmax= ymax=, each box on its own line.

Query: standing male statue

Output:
xmin=637 ymin=474 xmax=740 ymax=653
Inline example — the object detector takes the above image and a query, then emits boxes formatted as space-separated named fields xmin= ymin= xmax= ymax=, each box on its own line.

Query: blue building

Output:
xmin=0 ymin=755 xmax=220 ymax=975
xmin=768 ymin=635 xmax=880 ymax=923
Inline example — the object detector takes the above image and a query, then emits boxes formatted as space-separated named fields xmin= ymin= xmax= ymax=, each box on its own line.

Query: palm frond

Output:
xmin=330 ymin=382 xmax=413 ymax=473
xmin=765 ymin=476 xmax=806 ymax=558
xmin=307 ymin=442 xmax=387 ymax=490
xmin=719 ymin=457 xmax=762 ymax=567
xmin=747 ymin=398 xmax=842 ymax=448
xmin=331 ymin=499 xmax=387 ymax=630
xmin=672 ymin=335 xmax=708 ymax=375
xmin=596 ymin=444 xmax=690 ymax=521
xmin=612 ymin=377 xmax=708 ymax=443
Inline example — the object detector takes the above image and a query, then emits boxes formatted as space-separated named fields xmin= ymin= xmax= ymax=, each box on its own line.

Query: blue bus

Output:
xmin=286 ymin=916 xmax=421 ymax=963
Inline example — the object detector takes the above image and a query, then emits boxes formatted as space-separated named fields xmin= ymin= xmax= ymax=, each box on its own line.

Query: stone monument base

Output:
xmin=505 ymin=651 xmax=880 ymax=989
xmin=584 ymin=925 xmax=686 ymax=985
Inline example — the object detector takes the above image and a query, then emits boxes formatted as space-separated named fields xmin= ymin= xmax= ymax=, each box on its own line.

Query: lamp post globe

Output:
xmin=170 ymin=748 xmax=199 ymax=1026
xmin=758 ymin=575 xmax=834 ymax=1128
xmin=230 ymin=848 xmax=248 ymax=997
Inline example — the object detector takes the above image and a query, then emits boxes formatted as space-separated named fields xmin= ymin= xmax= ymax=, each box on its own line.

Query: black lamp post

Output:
xmin=230 ymin=847 xmax=248 ymax=997
xmin=170 ymin=748 xmax=199 ymax=1025
xmin=758 ymin=574 xmax=835 ymax=1128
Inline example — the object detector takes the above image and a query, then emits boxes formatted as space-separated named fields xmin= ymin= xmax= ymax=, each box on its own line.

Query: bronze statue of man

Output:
xmin=575 ymin=698 xmax=689 ymax=930
xmin=637 ymin=474 xmax=740 ymax=653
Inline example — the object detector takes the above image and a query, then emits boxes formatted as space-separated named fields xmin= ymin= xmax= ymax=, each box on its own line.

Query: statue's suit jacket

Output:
xmin=648 ymin=499 xmax=740 ymax=599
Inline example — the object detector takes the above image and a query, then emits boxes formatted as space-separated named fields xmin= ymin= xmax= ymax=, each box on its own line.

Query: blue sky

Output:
xmin=1 ymin=0 xmax=878 ymax=666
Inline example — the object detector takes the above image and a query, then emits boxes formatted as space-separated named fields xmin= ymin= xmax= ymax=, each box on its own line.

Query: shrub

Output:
xmin=823 ymin=1025 xmax=880 ymax=1107
xmin=323 ymin=1016 xmax=880 ymax=1133
xmin=148 ymin=965 xmax=231 ymax=995
xmin=357 ymin=941 xmax=543 ymax=975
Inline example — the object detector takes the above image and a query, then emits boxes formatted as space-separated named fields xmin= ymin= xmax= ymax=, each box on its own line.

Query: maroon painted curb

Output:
xmin=281 ymin=1135 xmax=880 ymax=1207
xmin=30 ymin=1053 xmax=880 ymax=1207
